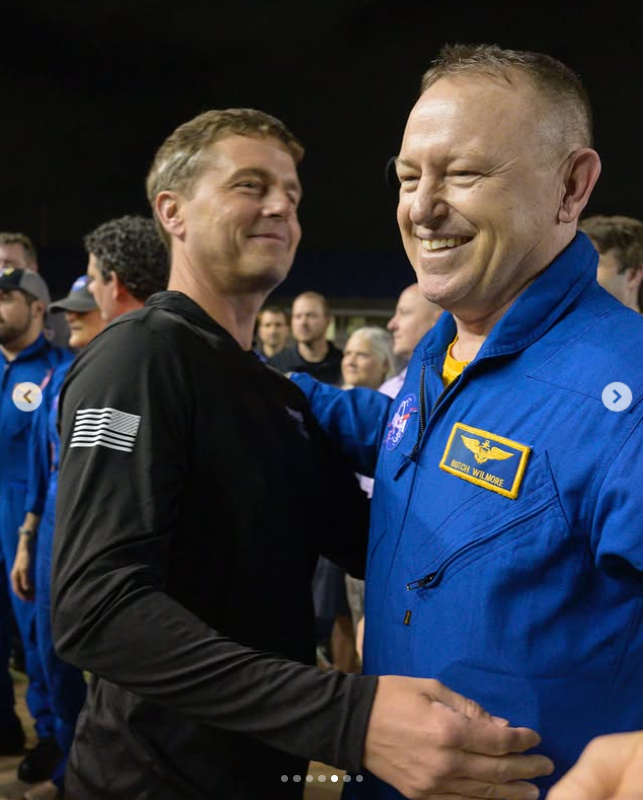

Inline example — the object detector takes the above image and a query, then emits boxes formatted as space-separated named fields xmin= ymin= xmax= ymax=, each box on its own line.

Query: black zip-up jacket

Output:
xmin=52 ymin=292 xmax=377 ymax=800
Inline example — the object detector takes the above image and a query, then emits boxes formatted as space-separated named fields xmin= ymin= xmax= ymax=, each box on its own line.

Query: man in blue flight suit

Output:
xmin=292 ymin=44 xmax=643 ymax=798
xmin=0 ymin=267 xmax=70 ymax=781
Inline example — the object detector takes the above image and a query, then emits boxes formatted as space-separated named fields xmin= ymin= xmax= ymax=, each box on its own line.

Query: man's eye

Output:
xmin=397 ymin=175 xmax=419 ymax=191
xmin=237 ymin=181 xmax=262 ymax=191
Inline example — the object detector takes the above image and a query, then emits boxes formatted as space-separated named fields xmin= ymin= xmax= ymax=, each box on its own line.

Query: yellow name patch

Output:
xmin=439 ymin=422 xmax=531 ymax=499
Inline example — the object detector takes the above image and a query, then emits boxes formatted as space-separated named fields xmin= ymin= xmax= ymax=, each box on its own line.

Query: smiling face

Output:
xmin=173 ymin=134 xmax=302 ymax=294
xmin=396 ymin=73 xmax=575 ymax=322
xmin=342 ymin=331 xmax=389 ymax=389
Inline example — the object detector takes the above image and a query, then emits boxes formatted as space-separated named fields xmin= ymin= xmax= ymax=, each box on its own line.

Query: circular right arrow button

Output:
xmin=602 ymin=382 xmax=632 ymax=412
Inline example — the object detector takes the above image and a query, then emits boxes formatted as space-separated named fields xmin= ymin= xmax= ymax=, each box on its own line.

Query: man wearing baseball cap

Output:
xmin=49 ymin=275 xmax=105 ymax=348
xmin=0 ymin=266 xmax=71 ymax=781
xmin=9 ymin=274 xmax=103 ymax=799
xmin=0 ymin=234 xmax=69 ymax=347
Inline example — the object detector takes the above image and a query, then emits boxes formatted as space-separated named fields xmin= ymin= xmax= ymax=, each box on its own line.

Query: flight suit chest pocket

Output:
xmin=407 ymin=450 xmax=565 ymax=588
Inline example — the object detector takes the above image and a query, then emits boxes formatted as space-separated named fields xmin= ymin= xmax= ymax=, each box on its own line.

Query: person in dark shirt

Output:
xmin=254 ymin=304 xmax=289 ymax=361
xmin=269 ymin=291 xmax=343 ymax=384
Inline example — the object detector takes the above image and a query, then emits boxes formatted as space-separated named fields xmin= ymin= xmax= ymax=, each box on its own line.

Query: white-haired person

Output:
xmin=341 ymin=325 xmax=396 ymax=391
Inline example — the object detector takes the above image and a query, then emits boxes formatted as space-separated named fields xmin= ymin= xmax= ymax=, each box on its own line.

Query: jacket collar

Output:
xmin=420 ymin=232 xmax=598 ymax=362
xmin=145 ymin=291 xmax=241 ymax=349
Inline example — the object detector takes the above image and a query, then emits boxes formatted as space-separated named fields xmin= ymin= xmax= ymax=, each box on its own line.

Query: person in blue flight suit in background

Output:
xmin=11 ymin=275 xmax=105 ymax=800
xmin=0 ymin=267 xmax=71 ymax=783
xmin=292 ymin=44 xmax=643 ymax=798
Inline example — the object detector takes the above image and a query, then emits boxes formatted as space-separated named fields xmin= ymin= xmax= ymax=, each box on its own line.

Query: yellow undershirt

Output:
xmin=442 ymin=336 xmax=470 ymax=386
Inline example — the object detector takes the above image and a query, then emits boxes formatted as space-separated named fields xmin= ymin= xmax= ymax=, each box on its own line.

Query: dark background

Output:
xmin=2 ymin=0 xmax=642 ymax=301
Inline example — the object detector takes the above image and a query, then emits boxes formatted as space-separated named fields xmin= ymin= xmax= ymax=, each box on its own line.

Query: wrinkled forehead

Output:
xmin=402 ymin=73 xmax=545 ymax=158
xmin=202 ymin=134 xmax=301 ymax=180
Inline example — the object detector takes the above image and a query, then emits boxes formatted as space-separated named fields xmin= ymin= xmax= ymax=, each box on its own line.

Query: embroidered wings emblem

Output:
xmin=461 ymin=435 xmax=515 ymax=465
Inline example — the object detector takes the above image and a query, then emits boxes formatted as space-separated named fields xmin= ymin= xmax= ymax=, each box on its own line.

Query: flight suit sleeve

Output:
xmin=52 ymin=318 xmax=377 ymax=771
xmin=290 ymin=373 xmax=393 ymax=478
xmin=25 ymin=390 xmax=51 ymax=517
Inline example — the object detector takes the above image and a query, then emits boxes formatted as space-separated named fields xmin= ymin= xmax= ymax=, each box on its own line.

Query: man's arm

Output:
xmin=290 ymin=373 xmax=393 ymax=477
xmin=12 ymin=386 xmax=53 ymax=600
xmin=364 ymin=676 xmax=553 ymax=799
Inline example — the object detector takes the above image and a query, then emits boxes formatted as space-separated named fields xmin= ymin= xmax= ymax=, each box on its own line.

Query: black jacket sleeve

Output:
xmin=52 ymin=317 xmax=377 ymax=772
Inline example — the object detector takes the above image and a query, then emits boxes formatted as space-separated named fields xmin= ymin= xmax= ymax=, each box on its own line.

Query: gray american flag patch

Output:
xmin=70 ymin=407 xmax=141 ymax=453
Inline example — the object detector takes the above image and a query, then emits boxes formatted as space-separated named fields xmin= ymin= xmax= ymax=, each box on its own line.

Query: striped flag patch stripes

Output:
xmin=70 ymin=407 xmax=141 ymax=453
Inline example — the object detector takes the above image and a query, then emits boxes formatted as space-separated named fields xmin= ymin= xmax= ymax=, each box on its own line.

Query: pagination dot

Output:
xmin=356 ymin=775 xmax=364 ymax=782
xmin=331 ymin=775 xmax=338 ymax=782
xmin=306 ymin=775 xmax=313 ymax=782
xmin=293 ymin=775 xmax=301 ymax=783
xmin=318 ymin=775 xmax=326 ymax=782
xmin=281 ymin=775 xmax=288 ymax=782
xmin=343 ymin=775 xmax=351 ymax=782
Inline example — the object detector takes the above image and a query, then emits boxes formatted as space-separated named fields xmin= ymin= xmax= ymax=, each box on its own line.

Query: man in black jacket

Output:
xmin=51 ymin=108 xmax=550 ymax=800
xmin=269 ymin=291 xmax=343 ymax=385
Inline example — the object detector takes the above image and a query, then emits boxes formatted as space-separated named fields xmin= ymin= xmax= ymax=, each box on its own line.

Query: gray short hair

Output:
xmin=421 ymin=43 xmax=593 ymax=158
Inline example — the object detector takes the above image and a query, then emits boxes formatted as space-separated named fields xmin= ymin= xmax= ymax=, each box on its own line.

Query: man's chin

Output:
xmin=241 ymin=265 xmax=292 ymax=294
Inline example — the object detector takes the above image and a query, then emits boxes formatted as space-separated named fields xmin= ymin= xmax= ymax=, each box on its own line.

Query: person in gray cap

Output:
xmin=48 ymin=275 xmax=104 ymax=351
xmin=0 ymin=266 xmax=70 ymax=784
xmin=0 ymin=233 xmax=69 ymax=347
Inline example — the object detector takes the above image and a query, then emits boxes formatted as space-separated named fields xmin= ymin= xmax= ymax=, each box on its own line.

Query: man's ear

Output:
xmin=110 ymin=272 xmax=128 ymax=302
xmin=155 ymin=191 xmax=186 ymax=241
xmin=31 ymin=299 xmax=46 ymax=320
xmin=626 ymin=262 xmax=643 ymax=290
xmin=558 ymin=148 xmax=602 ymax=224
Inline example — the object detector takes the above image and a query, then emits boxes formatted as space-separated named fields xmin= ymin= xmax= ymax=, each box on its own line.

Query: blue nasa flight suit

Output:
xmin=293 ymin=233 xmax=643 ymax=796
xmin=0 ymin=334 xmax=70 ymax=738
xmin=27 ymin=361 xmax=86 ymax=787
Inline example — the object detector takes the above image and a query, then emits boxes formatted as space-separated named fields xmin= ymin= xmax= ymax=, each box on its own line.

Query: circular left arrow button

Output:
xmin=12 ymin=382 xmax=43 ymax=412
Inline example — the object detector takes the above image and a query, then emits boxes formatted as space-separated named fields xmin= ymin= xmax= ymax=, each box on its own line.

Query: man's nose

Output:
xmin=264 ymin=188 xmax=293 ymax=217
xmin=409 ymin=177 xmax=449 ymax=227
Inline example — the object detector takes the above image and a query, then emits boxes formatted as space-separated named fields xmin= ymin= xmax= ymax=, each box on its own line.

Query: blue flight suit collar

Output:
xmin=1 ymin=332 xmax=51 ymax=368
